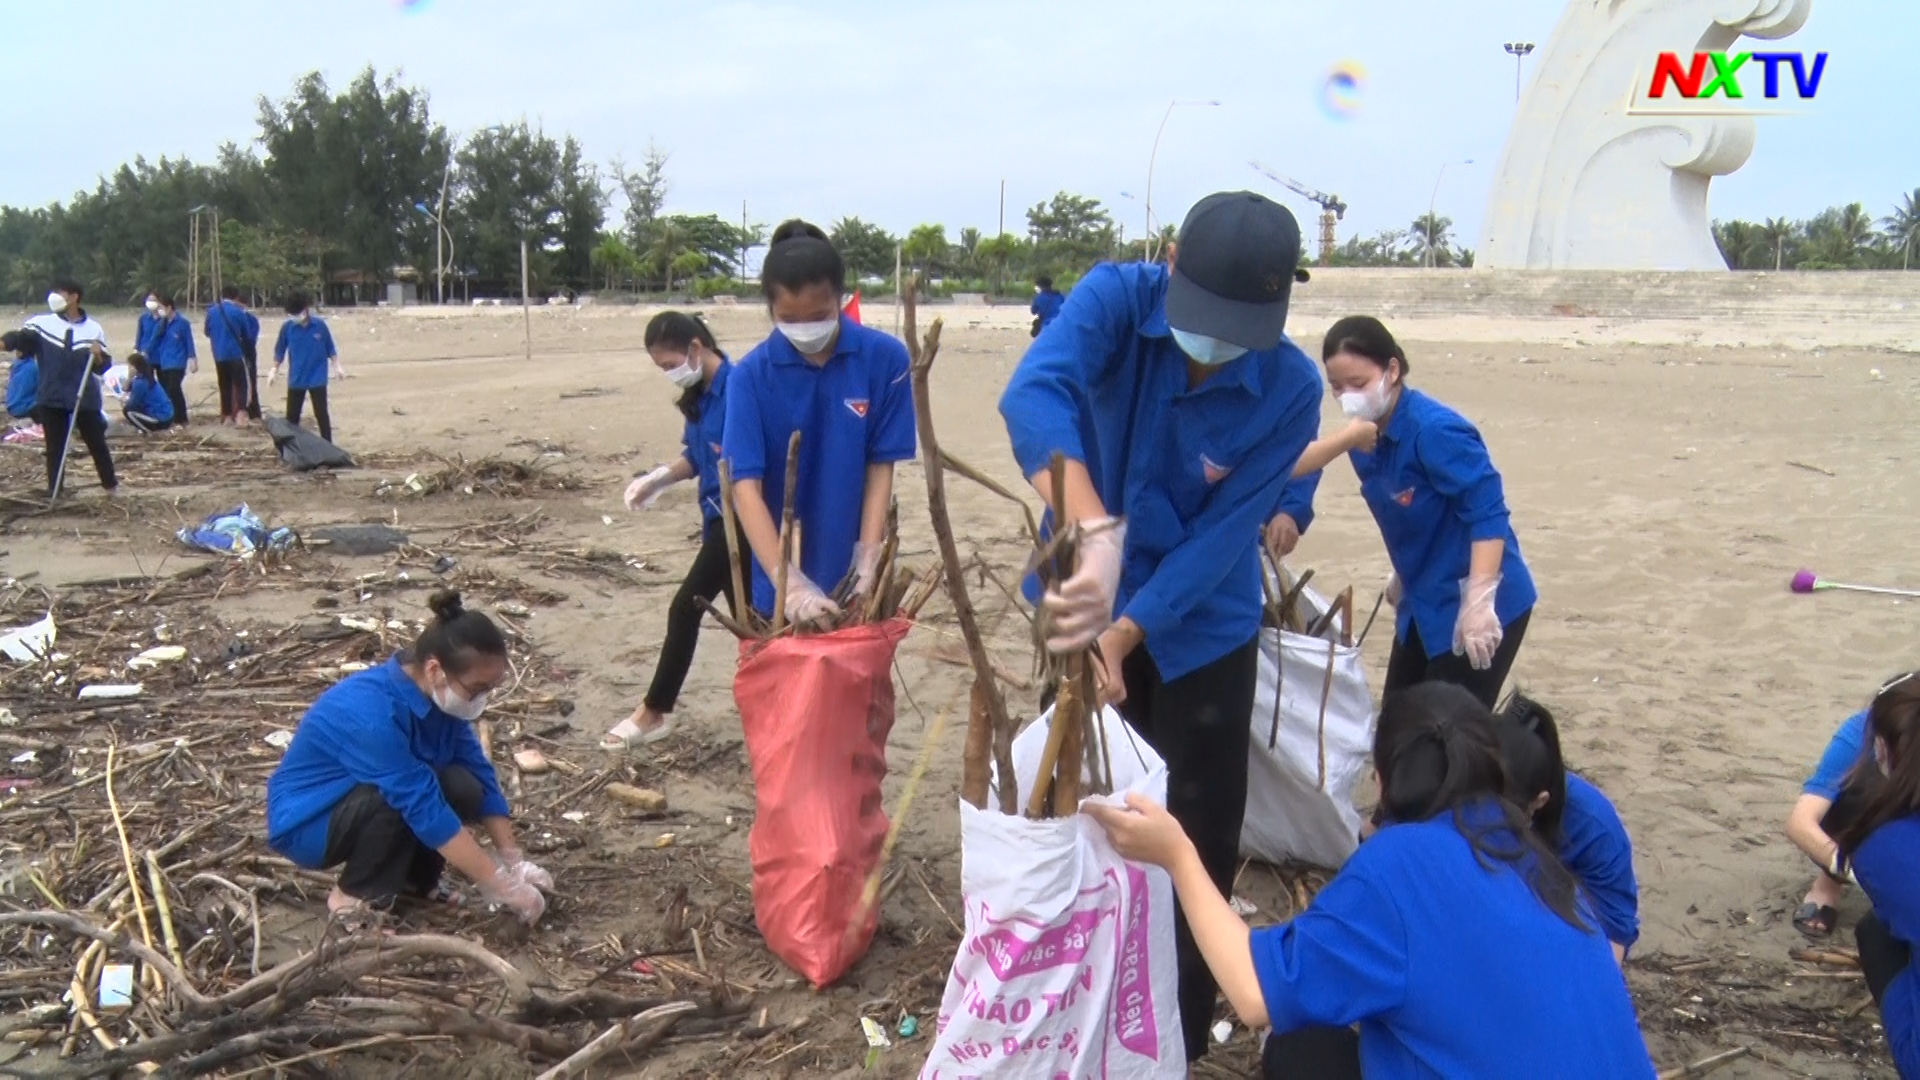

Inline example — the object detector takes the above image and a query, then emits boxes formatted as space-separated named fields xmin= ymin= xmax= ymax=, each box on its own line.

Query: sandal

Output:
xmin=1793 ymin=902 xmax=1838 ymax=939
xmin=600 ymin=715 xmax=679 ymax=752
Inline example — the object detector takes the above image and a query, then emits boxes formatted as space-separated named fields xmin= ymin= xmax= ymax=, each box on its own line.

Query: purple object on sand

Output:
xmin=1791 ymin=569 xmax=1819 ymax=594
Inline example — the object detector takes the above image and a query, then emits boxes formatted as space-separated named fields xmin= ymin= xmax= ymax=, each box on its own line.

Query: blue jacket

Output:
xmin=1351 ymin=388 xmax=1536 ymax=658
xmin=723 ymin=317 xmax=917 ymax=615
xmin=266 ymin=657 xmax=511 ymax=869
xmin=203 ymin=300 xmax=260 ymax=362
xmin=149 ymin=313 xmax=196 ymax=371
xmin=1000 ymin=262 xmax=1322 ymax=681
xmin=682 ymin=357 xmax=732 ymax=522
xmin=22 ymin=312 xmax=108 ymax=412
xmin=1030 ymin=288 xmax=1066 ymax=329
xmin=135 ymin=311 xmax=162 ymax=356
xmin=125 ymin=374 xmax=174 ymax=423
xmin=1252 ymin=801 xmax=1655 ymax=1079
xmin=5 ymin=357 xmax=36 ymax=418
xmin=1804 ymin=710 xmax=1869 ymax=801
xmin=274 ymin=317 xmax=337 ymax=390
xmin=1561 ymin=773 xmax=1640 ymax=950
xmin=1850 ymin=813 xmax=1920 ymax=1077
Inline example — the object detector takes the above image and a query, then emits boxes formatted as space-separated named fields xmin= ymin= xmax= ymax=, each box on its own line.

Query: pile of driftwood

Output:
xmin=372 ymin=453 xmax=587 ymax=500
xmin=701 ymin=440 xmax=943 ymax=643
xmin=1260 ymin=549 xmax=1384 ymax=649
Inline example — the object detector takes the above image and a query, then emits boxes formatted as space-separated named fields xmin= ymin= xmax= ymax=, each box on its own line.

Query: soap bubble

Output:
xmin=1320 ymin=61 xmax=1367 ymax=120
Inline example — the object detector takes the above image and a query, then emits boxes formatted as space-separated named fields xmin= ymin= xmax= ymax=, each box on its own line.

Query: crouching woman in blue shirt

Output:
xmin=1290 ymin=315 xmax=1536 ymax=708
xmin=1834 ymin=671 xmax=1920 ymax=1077
xmin=267 ymin=591 xmax=549 ymax=924
xmin=1497 ymin=694 xmax=1640 ymax=962
xmin=1089 ymin=681 xmax=1654 ymax=1079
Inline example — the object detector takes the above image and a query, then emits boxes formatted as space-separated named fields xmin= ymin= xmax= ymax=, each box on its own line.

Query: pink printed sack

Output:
xmin=923 ymin=706 xmax=1185 ymax=1079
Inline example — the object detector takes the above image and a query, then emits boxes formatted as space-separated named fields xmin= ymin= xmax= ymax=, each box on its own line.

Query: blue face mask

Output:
xmin=1170 ymin=327 xmax=1249 ymax=366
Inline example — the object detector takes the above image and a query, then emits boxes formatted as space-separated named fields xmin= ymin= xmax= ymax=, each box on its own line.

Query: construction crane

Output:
xmin=1250 ymin=161 xmax=1346 ymax=265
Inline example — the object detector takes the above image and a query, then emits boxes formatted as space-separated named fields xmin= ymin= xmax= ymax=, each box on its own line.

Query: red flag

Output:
xmin=843 ymin=290 xmax=863 ymax=326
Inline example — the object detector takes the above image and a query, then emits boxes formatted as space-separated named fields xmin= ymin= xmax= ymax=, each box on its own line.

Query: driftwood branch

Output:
xmin=905 ymin=280 xmax=1018 ymax=812
xmin=532 ymin=1001 xmax=697 ymax=1080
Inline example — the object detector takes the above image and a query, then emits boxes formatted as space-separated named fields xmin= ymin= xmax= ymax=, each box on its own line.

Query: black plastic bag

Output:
xmin=265 ymin=416 xmax=354 ymax=471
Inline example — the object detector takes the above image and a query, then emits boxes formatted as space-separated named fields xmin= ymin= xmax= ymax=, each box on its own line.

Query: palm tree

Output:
xmin=591 ymin=233 xmax=635 ymax=291
xmin=903 ymin=224 xmax=948 ymax=278
xmin=1804 ymin=203 xmax=1876 ymax=268
xmin=1713 ymin=220 xmax=1760 ymax=269
xmin=645 ymin=219 xmax=690 ymax=291
xmin=1884 ymin=189 xmax=1920 ymax=271
xmin=1410 ymin=214 xmax=1455 ymax=266
xmin=1757 ymin=217 xmax=1796 ymax=271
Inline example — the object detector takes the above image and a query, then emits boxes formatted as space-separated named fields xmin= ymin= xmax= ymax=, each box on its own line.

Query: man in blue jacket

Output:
xmin=204 ymin=285 xmax=262 ymax=426
xmin=1000 ymin=191 xmax=1321 ymax=1064
xmin=20 ymin=280 xmax=117 ymax=499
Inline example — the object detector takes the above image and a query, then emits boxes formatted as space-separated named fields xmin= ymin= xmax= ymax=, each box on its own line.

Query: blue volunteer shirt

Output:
xmin=1352 ymin=387 xmax=1536 ymax=658
xmin=724 ymin=317 xmax=917 ymax=615
xmin=1030 ymin=288 xmax=1066 ymax=330
xmin=135 ymin=310 xmax=162 ymax=356
xmin=1561 ymin=772 xmax=1640 ymax=950
xmin=1848 ymin=813 xmax=1920 ymax=1077
xmin=275 ymin=317 xmax=337 ymax=390
xmin=149 ymin=313 xmax=196 ymax=371
xmin=1804 ymin=710 xmax=1869 ymax=800
xmin=1252 ymin=802 xmax=1656 ymax=1079
xmin=203 ymin=299 xmax=261 ymax=362
xmin=266 ymin=656 xmax=511 ymax=869
xmin=23 ymin=312 xmax=109 ymax=413
xmin=5 ymin=357 xmax=36 ymax=418
xmin=1000 ymin=262 xmax=1323 ymax=682
xmin=126 ymin=374 xmax=174 ymax=423
xmin=683 ymin=357 xmax=733 ymax=522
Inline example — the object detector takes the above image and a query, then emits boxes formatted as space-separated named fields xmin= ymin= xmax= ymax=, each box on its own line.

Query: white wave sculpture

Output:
xmin=1478 ymin=0 xmax=1814 ymax=270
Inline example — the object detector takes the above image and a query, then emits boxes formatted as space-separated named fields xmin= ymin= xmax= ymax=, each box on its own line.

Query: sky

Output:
xmin=3 ymin=0 xmax=1911 ymax=252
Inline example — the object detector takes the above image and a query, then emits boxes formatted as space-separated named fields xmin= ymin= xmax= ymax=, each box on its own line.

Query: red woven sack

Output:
xmin=734 ymin=618 xmax=909 ymax=987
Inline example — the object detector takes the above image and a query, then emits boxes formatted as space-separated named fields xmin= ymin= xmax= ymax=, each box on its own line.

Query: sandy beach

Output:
xmin=2 ymin=285 xmax=1915 ymax=1077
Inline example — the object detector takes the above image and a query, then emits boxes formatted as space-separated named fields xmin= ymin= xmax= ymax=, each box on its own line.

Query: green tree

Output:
xmin=644 ymin=217 xmax=691 ymax=290
xmin=1757 ymin=216 xmax=1797 ymax=271
xmin=1713 ymin=219 xmax=1761 ymax=269
xmin=830 ymin=216 xmax=898 ymax=279
xmin=1410 ymin=213 xmax=1457 ymax=266
xmin=1801 ymin=203 xmax=1877 ymax=268
xmin=451 ymin=122 xmax=565 ymax=289
xmin=615 ymin=143 xmax=670 ymax=252
xmin=555 ymin=137 xmax=608 ymax=288
xmin=903 ymin=223 xmax=949 ymax=277
xmin=656 ymin=213 xmax=757 ymax=277
xmin=973 ymin=233 xmax=1027 ymax=295
xmin=591 ymin=233 xmax=637 ymax=291
xmin=1884 ymin=189 xmax=1920 ymax=271
xmin=255 ymin=67 xmax=450 ymax=280
xmin=1026 ymin=192 xmax=1116 ymax=277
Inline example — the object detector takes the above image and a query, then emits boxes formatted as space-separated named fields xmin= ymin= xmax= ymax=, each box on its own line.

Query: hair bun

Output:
xmin=427 ymin=590 xmax=466 ymax=623
xmin=770 ymin=218 xmax=829 ymax=246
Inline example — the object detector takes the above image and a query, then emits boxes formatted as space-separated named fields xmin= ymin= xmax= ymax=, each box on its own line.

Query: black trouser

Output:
xmin=122 ymin=406 xmax=173 ymax=434
xmin=1264 ymin=1025 xmax=1362 ymax=1080
xmin=1857 ymin=911 xmax=1912 ymax=1010
xmin=41 ymin=406 xmax=117 ymax=496
xmin=242 ymin=353 xmax=262 ymax=419
xmin=319 ymin=764 xmax=487 ymax=903
xmin=644 ymin=517 xmax=751 ymax=713
xmin=214 ymin=360 xmax=253 ymax=418
xmin=157 ymin=368 xmax=189 ymax=425
xmin=1117 ymin=636 xmax=1259 ymax=1063
xmin=287 ymin=386 xmax=332 ymax=442
xmin=1383 ymin=609 xmax=1531 ymax=709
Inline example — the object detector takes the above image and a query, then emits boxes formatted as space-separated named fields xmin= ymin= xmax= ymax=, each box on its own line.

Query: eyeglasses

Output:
xmin=438 ymin=665 xmax=499 ymax=699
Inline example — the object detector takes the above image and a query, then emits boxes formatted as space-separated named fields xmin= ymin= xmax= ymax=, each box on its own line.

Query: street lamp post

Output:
xmin=1504 ymin=42 xmax=1535 ymax=104
xmin=414 ymin=200 xmax=455 ymax=305
xmin=1426 ymin=159 xmax=1474 ymax=268
xmin=1143 ymin=99 xmax=1220 ymax=262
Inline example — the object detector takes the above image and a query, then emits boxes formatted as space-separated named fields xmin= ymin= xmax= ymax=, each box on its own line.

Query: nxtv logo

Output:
xmin=1636 ymin=52 xmax=1827 ymax=114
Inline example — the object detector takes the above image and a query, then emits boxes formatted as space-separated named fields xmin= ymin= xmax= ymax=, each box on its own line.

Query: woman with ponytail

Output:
xmin=1088 ymin=682 xmax=1653 ymax=1079
xmin=603 ymin=311 xmax=751 ymax=751
xmin=268 ymin=591 xmax=550 ymax=925
xmin=1831 ymin=671 xmax=1920 ymax=1076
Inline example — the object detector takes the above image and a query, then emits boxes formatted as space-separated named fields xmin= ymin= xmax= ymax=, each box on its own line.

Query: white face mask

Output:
xmin=431 ymin=669 xmax=490 ymax=721
xmin=778 ymin=317 xmax=839 ymax=354
xmin=1339 ymin=377 xmax=1396 ymax=422
xmin=47 ymin=292 xmax=68 ymax=314
xmin=663 ymin=355 xmax=703 ymax=389
xmin=144 ymin=298 xmax=159 ymax=313
xmin=1169 ymin=327 xmax=1248 ymax=367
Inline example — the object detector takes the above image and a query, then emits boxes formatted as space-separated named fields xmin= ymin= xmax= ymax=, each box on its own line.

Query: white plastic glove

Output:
xmin=1384 ymin=572 xmax=1402 ymax=608
xmin=480 ymin=870 xmax=547 ymax=924
xmin=783 ymin=568 xmax=842 ymax=627
xmin=850 ymin=541 xmax=884 ymax=598
xmin=1042 ymin=518 xmax=1126 ymax=654
xmin=624 ymin=465 xmax=675 ymax=511
xmin=266 ymin=366 xmax=279 ymax=385
xmin=498 ymin=848 xmax=555 ymax=892
xmin=1452 ymin=574 xmax=1503 ymax=671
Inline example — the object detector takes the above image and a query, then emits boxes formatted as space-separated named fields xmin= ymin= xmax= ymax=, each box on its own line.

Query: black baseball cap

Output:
xmin=1164 ymin=191 xmax=1307 ymax=352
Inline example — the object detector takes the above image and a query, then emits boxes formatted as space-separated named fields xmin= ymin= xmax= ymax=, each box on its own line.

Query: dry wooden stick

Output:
xmin=937 ymin=450 xmax=1043 ymax=546
xmin=142 ymin=852 xmax=187 ymax=975
xmin=848 ymin=709 xmax=950 ymax=944
xmin=694 ymin=597 xmax=757 ymax=641
xmin=770 ymin=430 xmax=802 ymax=635
xmin=103 ymin=745 xmax=161 ymax=994
xmin=1314 ymin=637 xmax=1337 ymax=790
xmin=1657 ymin=1046 xmax=1751 ymax=1079
xmin=960 ymin=677 xmax=993 ymax=809
xmin=906 ymin=281 xmax=1017 ymax=813
xmin=532 ymin=1001 xmax=697 ymax=1080
xmin=717 ymin=458 xmax=755 ymax=637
